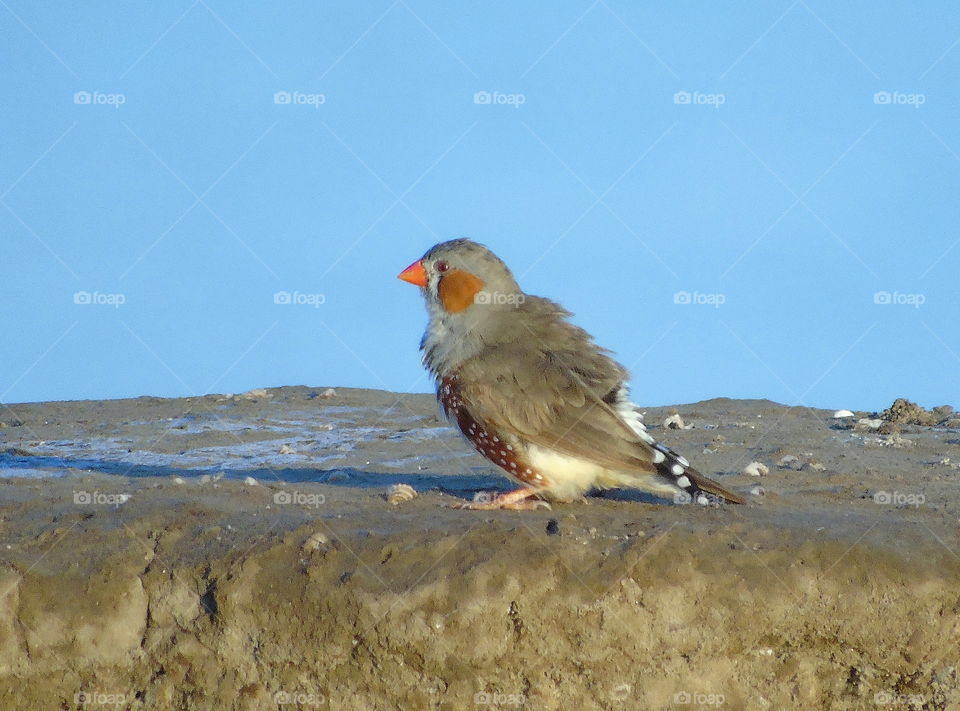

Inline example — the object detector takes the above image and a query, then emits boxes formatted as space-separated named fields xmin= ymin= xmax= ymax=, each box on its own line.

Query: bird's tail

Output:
xmin=650 ymin=440 xmax=745 ymax=505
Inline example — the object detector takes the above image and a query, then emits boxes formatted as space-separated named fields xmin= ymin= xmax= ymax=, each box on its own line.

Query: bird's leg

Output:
xmin=451 ymin=487 xmax=551 ymax=511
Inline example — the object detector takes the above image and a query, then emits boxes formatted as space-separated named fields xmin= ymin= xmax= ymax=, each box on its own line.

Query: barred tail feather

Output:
xmin=650 ymin=441 xmax=745 ymax=505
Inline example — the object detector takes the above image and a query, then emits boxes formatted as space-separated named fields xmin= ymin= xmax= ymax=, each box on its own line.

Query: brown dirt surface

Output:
xmin=0 ymin=387 xmax=958 ymax=710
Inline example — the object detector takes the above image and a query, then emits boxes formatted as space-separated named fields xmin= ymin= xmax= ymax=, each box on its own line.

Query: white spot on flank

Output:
xmin=653 ymin=450 xmax=665 ymax=464
xmin=676 ymin=475 xmax=691 ymax=488
xmin=671 ymin=464 xmax=684 ymax=476
xmin=676 ymin=456 xmax=689 ymax=467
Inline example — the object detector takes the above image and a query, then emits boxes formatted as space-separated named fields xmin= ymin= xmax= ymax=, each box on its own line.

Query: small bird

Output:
xmin=398 ymin=239 xmax=744 ymax=510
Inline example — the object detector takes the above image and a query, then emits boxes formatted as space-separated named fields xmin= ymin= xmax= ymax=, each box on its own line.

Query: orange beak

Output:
xmin=397 ymin=259 xmax=428 ymax=287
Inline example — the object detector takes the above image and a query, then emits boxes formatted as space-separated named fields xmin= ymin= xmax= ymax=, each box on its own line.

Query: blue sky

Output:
xmin=2 ymin=1 xmax=958 ymax=411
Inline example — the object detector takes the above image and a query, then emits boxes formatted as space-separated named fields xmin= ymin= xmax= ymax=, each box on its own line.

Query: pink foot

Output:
xmin=450 ymin=488 xmax=551 ymax=511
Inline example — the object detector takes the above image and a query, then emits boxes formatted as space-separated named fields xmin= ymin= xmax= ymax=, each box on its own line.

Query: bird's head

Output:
xmin=398 ymin=238 xmax=523 ymax=317
xmin=398 ymin=239 xmax=525 ymax=370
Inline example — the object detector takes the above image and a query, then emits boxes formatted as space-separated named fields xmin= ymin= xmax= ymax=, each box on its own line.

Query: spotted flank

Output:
xmin=438 ymin=375 xmax=547 ymax=489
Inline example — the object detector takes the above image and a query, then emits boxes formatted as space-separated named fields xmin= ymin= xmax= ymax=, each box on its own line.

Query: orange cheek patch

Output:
xmin=438 ymin=269 xmax=485 ymax=313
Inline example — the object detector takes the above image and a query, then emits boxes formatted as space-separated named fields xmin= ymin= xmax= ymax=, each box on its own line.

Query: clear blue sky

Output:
xmin=2 ymin=1 xmax=958 ymax=411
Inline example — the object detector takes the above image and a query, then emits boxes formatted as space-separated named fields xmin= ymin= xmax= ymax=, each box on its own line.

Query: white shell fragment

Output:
xmin=278 ymin=444 xmax=295 ymax=455
xmin=832 ymin=410 xmax=855 ymax=418
xmin=743 ymin=462 xmax=769 ymax=477
xmin=387 ymin=483 xmax=417 ymax=505
xmin=664 ymin=414 xmax=692 ymax=430
xmin=243 ymin=476 xmax=258 ymax=486
xmin=302 ymin=531 xmax=330 ymax=553
xmin=857 ymin=418 xmax=883 ymax=430
xmin=750 ymin=485 xmax=766 ymax=497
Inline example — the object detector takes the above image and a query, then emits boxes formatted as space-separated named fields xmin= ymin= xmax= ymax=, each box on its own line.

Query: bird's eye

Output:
xmin=435 ymin=260 xmax=449 ymax=273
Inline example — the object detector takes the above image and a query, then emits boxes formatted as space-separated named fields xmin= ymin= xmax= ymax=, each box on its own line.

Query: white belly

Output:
xmin=524 ymin=444 xmax=678 ymax=502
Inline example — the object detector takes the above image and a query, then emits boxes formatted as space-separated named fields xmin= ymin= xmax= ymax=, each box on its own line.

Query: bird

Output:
xmin=397 ymin=238 xmax=744 ymax=510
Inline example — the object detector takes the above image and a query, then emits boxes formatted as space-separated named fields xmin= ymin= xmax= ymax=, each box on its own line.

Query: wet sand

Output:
xmin=0 ymin=387 xmax=958 ymax=710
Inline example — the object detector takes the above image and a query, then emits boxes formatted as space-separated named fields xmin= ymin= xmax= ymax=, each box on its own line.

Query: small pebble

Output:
xmin=321 ymin=388 xmax=337 ymax=399
xmin=278 ymin=444 xmax=295 ymax=455
xmin=777 ymin=455 xmax=800 ymax=469
xmin=743 ymin=462 xmax=769 ymax=477
xmin=546 ymin=519 xmax=560 ymax=536
xmin=857 ymin=418 xmax=883 ymax=430
xmin=750 ymin=485 xmax=765 ymax=497
xmin=240 ymin=388 xmax=270 ymax=400
xmin=243 ymin=476 xmax=258 ymax=486
xmin=172 ymin=477 xmax=186 ymax=485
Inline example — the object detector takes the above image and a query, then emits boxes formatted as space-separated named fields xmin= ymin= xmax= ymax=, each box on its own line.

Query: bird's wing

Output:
xmin=456 ymin=347 xmax=656 ymax=472
xmin=456 ymin=345 xmax=745 ymax=504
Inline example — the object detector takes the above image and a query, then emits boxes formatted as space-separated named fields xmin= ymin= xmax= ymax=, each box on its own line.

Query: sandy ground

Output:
xmin=0 ymin=386 xmax=958 ymax=710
